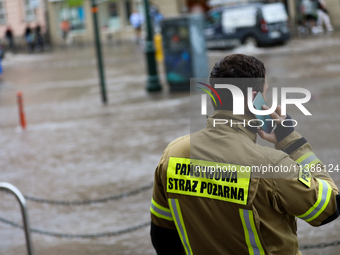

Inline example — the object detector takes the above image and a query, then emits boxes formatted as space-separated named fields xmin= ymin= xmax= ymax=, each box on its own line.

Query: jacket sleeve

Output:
xmin=150 ymin=160 xmax=176 ymax=229
xmin=151 ymin=221 xmax=182 ymax=255
xmin=273 ymin=131 xmax=340 ymax=226
xmin=150 ymin=158 xmax=182 ymax=254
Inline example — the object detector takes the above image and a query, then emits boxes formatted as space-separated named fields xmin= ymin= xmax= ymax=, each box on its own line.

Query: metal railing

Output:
xmin=0 ymin=182 xmax=34 ymax=255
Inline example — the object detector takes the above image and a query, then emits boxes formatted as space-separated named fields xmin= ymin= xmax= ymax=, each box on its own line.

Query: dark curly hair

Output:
xmin=209 ymin=54 xmax=266 ymax=111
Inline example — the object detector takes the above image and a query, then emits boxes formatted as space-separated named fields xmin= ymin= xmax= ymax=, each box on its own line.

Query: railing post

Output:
xmin=0 ymin=182 xmax=34 ymax=255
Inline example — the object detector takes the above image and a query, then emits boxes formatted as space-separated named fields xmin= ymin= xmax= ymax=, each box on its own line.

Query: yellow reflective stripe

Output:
xmin=169 ymin=199 xmax=193 ymax=255
xmin=296 ymin=178 xmax=323 ymax=219
xmin=307 ymin=158 xmax=322 ymax=168
xmin=249 ymin=212 xmax=265 ymax=255
xmin=239 ymin=209 xmax=265 ymax=255
xmin=150 ymin=198 xmax=173 ymax=221
xmin=176 ymin=199 xmax=192 ymax=255
xmin=296 ymin=152 xmax=314 ymax=164
xmin=306 ymin=180 xmax=332 ymax=222
xmin=296 ymin=179 xmax=332 ymax=222
xmin=239 ymin=209 xmax=254 ymax=255
xmin=296 ymin=152 xmax=322 ymax=168
xmin=150 ymin=207 xmax=173 ymax=221
xmin=152 ymin=198 xmax=171 ymax=213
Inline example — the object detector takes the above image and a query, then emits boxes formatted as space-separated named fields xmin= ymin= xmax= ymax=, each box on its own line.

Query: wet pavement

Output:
xmin=1 ymin=32 xmax=340 ymax=254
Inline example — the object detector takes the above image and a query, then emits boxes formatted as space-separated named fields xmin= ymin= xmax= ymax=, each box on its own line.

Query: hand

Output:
xmin=257 ymin=105 xmax=287 ymax=144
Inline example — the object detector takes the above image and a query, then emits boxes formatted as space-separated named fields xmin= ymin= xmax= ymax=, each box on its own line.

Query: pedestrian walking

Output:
xmin=5 ymin=26 xmax=14 ymax=51
xmin=60 ymin=20 xmax=70 ymax=42
xmin=150 ymin=54 xmax=340 ymax=254
xmin=34 ymin=24 xmax=44 ymax=50
xmin=316 ymin=0 xmax=334 ymax=32
xmin=24 ymin=25 xmax=34 ymax=52
xmin=129 ymin=10 xmax=143 ymax=44
xmin=301 ymin=0 xmax=319 ymax=33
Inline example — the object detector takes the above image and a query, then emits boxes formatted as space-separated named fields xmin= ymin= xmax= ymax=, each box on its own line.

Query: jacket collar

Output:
xmin=206 ymin=110 xmax=257 ymax=143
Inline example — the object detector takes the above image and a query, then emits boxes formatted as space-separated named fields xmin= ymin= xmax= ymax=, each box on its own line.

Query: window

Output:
xmin=59 ymin=6 xmax=85 ymax=32
xmin=261 ymin=3 xmax=288 ymax=24
xmin=222 ymin=6 xmax=258 ymax=30
xmin=24 ymin=0 xmax=36 ymax=21
xmin=0 ymin=0 xmax=6 ymax=24
xmin=107 ymin=2 xmax=120 ymax=29
xmin=125 ymin=0 xmax=132 ymax=24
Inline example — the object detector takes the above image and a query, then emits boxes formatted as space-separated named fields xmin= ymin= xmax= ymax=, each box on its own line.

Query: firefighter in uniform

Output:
xmin=150 ymin=54 xmax=340 ymax=255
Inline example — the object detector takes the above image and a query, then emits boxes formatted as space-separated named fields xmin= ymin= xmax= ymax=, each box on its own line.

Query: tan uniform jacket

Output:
xmin=150 ymin=110 xmax=339 ymax=255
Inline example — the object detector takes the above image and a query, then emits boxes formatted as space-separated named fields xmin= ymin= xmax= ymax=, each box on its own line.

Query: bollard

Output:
xmin=0 ymin=182 xmax=34 ymax=255
xmin=154 ymin=33 xmax=164 ymax=62
xmin=17 ymin=91 xmax=26 ymax=129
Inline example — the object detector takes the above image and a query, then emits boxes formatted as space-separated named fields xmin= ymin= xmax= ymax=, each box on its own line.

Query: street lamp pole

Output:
xmin=142 ymin=0 xmax=162 ymax=92
xmin=91 ymin=0 xmax=107 ymax=104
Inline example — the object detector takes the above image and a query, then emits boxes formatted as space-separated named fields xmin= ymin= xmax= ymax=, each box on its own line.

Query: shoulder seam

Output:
xmin=167 ymin=134 xmax=190 ymax=149
xmin=235 ymin=131 xmax=287 ymax=166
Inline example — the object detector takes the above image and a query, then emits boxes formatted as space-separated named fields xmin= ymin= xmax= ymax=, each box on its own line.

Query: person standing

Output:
xmin=35 ymin=24 xmax=44 ymax=50
xmin=301 ymin=0 xmax=319 ymax=33
xmin=129 ymin=10 xmax=143 ymax=44
xmin=24 ymin=25 xmax=33 ymax=52
xmin=5 ymin=26 xmax=14 ymax=51
xmin=60 ymin=20 xmax=70 ymax=42
xmin=150 ymin=54 xmax=340 ymax=254
xmin=316 ymin=0 xmax=334 ymax=32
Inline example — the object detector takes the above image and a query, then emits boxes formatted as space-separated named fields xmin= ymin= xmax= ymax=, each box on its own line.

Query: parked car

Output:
xmin=204 ymin=2 xmax=291 ymax=48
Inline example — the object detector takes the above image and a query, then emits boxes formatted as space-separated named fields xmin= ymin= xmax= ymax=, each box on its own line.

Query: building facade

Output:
xmin=0 ymin=0 xmax=47 ymax=45
xmin=46 ymin=0 xmax=340 ymax=46
xmin=47 ymin=0 xmax=186 ymax=45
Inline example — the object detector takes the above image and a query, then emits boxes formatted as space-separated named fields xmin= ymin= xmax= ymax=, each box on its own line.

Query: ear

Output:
xmin=251 ymin=90 xmax=258 ymax=101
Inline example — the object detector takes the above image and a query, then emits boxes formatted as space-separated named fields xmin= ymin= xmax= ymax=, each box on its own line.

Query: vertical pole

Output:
xmin=0 ymin=183 xmax=34 ymax=255
xmin=17 ymin=91 xmax=27 ymax=130
xmin=43 ymin=0 xmax=51 ymax=46
xmin=287 ymin=0 xmax=297 ymax=34
xmin=91 ymin=0 xmax=107 ymax=104
xmin=143 ymin=0 xmax=162 ymax=92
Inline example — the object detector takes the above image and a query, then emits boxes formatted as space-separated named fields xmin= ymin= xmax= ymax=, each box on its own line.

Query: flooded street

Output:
xmin=1 ymin=32 xmax=340 ymax=255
